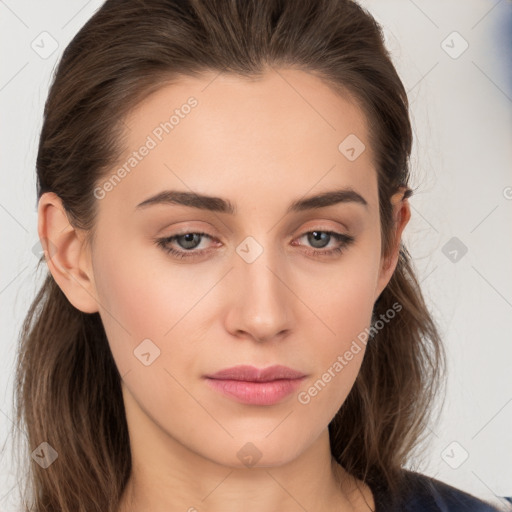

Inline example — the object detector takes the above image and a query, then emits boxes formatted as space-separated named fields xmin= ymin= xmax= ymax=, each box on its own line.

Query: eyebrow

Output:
xmin=135 ymin=187 xmax=368 ymax=214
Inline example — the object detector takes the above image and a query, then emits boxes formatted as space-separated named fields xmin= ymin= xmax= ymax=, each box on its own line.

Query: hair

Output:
xmin=13 ymin=0 xmax=447 ymax=510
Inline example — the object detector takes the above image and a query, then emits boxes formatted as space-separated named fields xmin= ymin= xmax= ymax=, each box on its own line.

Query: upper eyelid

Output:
xmin=163 ymin=227 xmax=348 ymax=239
xmin=163 ymin=220 xmax=351 ymax=237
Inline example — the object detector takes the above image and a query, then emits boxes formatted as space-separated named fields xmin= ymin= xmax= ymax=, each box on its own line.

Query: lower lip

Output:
xmin=205 ymin=377 xmax=305 ymax=405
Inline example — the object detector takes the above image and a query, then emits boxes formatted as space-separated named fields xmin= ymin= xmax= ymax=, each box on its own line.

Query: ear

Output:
xmin=37 ymin=192 xmax=99 ymax=313
xmin=374 ymin=188 xmax=411 ymax=302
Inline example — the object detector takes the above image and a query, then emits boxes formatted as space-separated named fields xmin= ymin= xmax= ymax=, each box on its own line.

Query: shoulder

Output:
xmin=371 ymin=469 xmax=505 ymax=512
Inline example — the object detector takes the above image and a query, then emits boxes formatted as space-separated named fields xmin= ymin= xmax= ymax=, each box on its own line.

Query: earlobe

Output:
xmin=37 ymin=192 xmax=99 ymax=314
xmin=374 ymin=190 xmax=412 ymax=302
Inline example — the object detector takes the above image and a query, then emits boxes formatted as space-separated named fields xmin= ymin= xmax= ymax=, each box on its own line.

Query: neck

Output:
xmin=118 ymin=427 xmax=372 ymax=511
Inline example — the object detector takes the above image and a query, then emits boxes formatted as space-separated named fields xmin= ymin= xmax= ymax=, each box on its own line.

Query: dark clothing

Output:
xmin=369 ymin=470 xmax=507 ymax=511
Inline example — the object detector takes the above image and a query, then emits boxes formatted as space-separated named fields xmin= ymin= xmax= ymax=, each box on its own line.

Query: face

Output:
xmin=44 ymin=68 xmax=406 ymax=468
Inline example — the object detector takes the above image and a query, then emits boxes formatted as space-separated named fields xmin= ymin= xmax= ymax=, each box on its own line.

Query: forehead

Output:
xmin=102 ymin=68 xmax=378 ymax=215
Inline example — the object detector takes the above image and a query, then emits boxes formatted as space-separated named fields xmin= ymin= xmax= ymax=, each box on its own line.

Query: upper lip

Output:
xmin=205 ymin=365 xmax=306 ymax=382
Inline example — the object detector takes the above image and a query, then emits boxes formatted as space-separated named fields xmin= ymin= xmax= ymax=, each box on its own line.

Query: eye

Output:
xmin=292 ymin=230 xmax=355 ymax=258
xmin=154 ymin=229 xmax=355 ymax=260
xmin=155 ymin=231 xmax=217 ymax=260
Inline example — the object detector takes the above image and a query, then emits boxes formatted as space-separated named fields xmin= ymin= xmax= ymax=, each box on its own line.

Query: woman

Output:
xmin=14 ymin=0 xmax=504 ymax=510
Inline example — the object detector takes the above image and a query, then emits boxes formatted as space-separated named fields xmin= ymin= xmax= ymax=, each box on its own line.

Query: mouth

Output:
xmin=204 ymin=365 xmax=307 ymax=406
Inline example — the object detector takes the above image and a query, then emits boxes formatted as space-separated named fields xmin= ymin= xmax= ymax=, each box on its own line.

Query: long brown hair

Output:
xmin=14 ymin=0 xmax=446 ymax=510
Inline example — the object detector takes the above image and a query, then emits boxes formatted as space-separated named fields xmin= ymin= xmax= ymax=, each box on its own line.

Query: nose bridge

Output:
xmin=228 ymin=234 xmax=292 ymax=340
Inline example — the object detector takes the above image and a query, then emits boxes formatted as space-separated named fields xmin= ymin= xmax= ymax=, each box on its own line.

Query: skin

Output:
xmin=38 ymin=67 xmax=410 ymax=512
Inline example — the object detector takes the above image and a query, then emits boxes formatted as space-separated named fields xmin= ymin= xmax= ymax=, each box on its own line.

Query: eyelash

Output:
xmin=154 ymin=230 xmax=355 ymax=260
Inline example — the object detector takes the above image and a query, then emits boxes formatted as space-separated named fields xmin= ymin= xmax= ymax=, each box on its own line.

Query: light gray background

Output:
xmin=1 ymin=0 xmax=511 ymax=510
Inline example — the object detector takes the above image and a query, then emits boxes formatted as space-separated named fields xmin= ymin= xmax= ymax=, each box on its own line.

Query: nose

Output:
xmin=224 ymin=244 xmax=294 ymax=343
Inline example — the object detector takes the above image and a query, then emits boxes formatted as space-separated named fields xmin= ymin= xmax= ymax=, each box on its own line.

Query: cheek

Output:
xmin=91 ymin=244 xmax=209 ymax=428
xmin=91 ymin=239 xmax=222 ymax=377
xmin=90 ymin=239 xmax=170 ymax=372
xmin=309 ymin=275 xmax=374 ymax=337
xmin=302 ymin=282 xmax=373 ymax=399
xmin=300 ymin=248 xmax=380 ymax=344
xmin=294 ymin=244 xmax=381 ymax=403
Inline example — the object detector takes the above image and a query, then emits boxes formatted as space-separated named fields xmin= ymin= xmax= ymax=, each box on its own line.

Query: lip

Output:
xmin=205 ymin=364 xmax=306 ymax=381
xmin=204 ymin=365 xmax=307 ymax=406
